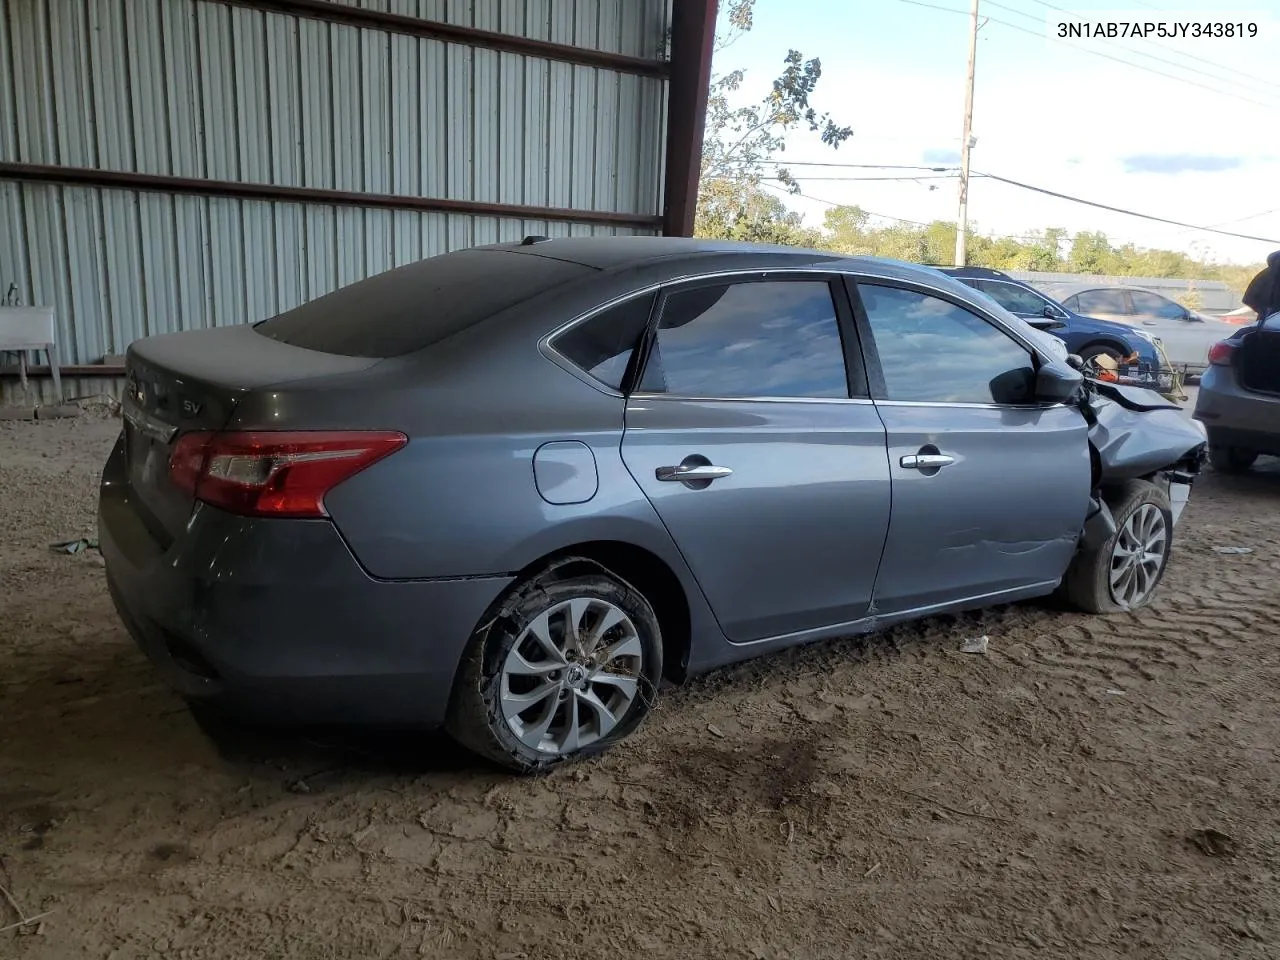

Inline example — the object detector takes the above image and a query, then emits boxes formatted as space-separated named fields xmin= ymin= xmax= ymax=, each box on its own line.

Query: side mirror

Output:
xmin=1065 ymin=353 xmax=1085 ymax=371
xmin=1037 ymin=357 xmax=1084 ymax=403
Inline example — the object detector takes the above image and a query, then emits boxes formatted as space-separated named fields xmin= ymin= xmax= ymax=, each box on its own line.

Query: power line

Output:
xmin=759 ymin=181 xmax=937 ymax=226
xmin=897 ymin=0 xmax=1280 ymax=109
xmin=771 ymin=174 xmax=959 ymax=182
xmin=1210 ymin=208 xmax=1280 ymax=228
xmin=1016 ymin=0 xmax=1280 ymax=97
xmin=974 ymin=170 xmax=1280 ymax=242
xmin=763 ymin=180 xmax=1210 ymax=247
xmin=763 ymin=160 xmax=958 ymax=171
xmin=1165 ymin=206 xmax=1280 ymax=237
xmin=763 ymin=181 xmax=1050 ymax=241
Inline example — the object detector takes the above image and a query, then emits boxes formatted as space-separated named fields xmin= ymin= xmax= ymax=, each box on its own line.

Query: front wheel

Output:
xmin=1063 ymin=480 xmax=1173 ymax=614
xmin=446 ymin=565 xmax=663 ymax=773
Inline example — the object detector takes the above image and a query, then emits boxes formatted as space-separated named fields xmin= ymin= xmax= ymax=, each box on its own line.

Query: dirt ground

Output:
xmin=2 ymin=408 xmax=1279 ymax=960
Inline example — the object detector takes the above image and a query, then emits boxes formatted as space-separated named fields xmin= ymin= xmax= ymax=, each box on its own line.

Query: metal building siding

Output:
xmin=3 ymin=0 xmax=668 ymax=209
xmin=330 ymin=0 xmax=668 ymax=57
xmin=1 ymin=0 xmax=668 ymax=373
xmin=1 ymin=181 xmax=644 ymax=368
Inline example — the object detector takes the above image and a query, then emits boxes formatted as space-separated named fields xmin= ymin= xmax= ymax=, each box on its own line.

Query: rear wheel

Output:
xmin=1063 ymin=480 xmax=1172 ymax=614
xmin=1208 ymin=442 xmax=1258 ymax=474
xmin=446 ymin=565 xmax=663 ymax=773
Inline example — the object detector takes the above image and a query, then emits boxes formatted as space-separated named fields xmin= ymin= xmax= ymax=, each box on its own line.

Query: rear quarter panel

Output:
xmin=306 ymin=265 xmax=758 ymax=586
xmin=317 ymin=337 xmax=680 ymax=581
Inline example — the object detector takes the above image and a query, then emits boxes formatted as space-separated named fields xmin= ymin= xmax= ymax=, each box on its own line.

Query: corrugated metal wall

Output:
xmin=0 ymin=0 xmax=670 ymax=384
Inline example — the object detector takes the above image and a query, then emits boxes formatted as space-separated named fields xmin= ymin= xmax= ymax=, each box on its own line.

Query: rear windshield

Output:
xmin=254 ymin=249 xmax=591 ymax=358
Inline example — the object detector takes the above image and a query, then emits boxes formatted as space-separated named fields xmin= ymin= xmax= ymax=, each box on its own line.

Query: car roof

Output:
xmin=1040 ymin=281 xmax=1170 ymax=301
xmin=935 ymin=265 xmax=1015 ymax=281
xmin=480 ymin=236 xmax=828 ymax=270
xmin=481 ymin=236 xmax=939 ymax=280
xmin=479 ymin=237 xmax=990 ymax=298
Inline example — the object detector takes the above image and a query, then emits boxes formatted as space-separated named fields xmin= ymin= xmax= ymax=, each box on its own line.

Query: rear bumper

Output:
xmin=1194 ymin=367 xmax=1280 ymax=454
xmin=99 ymin=437 xmax=512 ymax=727
xmin=1199 ymin=425 xmax=1280 ymax=457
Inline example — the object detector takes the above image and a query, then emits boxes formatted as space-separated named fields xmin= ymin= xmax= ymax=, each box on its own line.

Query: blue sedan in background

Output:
xmin=939 ymin=267 xmax=1180 ymax=400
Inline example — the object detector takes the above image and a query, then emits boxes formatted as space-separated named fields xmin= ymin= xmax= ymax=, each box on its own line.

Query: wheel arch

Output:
xmin=467 ymin=540 xmax=695 ymax=686
xmin=1078 ymin=337 xmax=1134 ymax=359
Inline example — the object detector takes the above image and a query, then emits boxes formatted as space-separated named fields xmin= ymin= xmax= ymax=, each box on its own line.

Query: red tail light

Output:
xmin=169 ymin=431 xmax=406 ymax=518
xmin=1207 ymin=340 xmax=1237 ymax=366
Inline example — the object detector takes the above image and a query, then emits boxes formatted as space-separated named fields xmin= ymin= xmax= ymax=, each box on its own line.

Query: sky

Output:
xmin=716 ymin=0 xmax=1280 ymax=265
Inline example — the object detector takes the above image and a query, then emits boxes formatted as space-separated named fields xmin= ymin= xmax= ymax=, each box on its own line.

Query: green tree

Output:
xmin=821 ymin=204 xmax=872 ymax=254
xmin=695 ymin=178 xmax=821 ymax=246
xmin=695 ymin=0 xmax=852 ymax=241
xmin=1068 ymin=231 xmax=1118 ymax=275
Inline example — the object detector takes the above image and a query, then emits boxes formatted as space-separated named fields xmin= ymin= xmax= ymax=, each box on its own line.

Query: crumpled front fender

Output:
xmin=1082 ymin=383 xmax=1207 ymax=483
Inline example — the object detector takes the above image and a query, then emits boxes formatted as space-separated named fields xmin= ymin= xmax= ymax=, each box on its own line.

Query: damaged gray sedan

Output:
xmin=100 ymin=238 xmax=1207 ymax=773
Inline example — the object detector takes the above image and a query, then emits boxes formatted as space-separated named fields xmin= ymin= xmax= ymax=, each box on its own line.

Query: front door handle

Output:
xmin=656 ymin=464 xmax=734 ymax=482
xmin=900 ymin=454 xmax=955 ymax=470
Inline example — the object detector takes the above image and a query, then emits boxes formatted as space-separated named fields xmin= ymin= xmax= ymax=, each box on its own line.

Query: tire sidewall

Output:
xmin=1098 ymin=485 xmax=1174 ymax=612
xmin=470 ymin=574 xmax=663 ymax=773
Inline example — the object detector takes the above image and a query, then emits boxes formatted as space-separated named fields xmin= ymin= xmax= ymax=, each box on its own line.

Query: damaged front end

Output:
xmin=1076 ymin=380 xmax=1207 ymax=551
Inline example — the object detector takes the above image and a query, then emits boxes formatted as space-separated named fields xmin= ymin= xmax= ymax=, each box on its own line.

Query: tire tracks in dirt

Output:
xmin=989 ymin=564 xmax=1280 ymax=699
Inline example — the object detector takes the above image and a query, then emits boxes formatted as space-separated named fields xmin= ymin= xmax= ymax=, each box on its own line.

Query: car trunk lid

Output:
xmin=121 ymin=324 xmax=381 ymax=542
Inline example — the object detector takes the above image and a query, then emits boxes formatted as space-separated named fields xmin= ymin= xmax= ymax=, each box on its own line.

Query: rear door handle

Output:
xmin=656 ymin=464 xmax=733 ymax=482
xmin=900 ymin=454 xmax=955 ymax=470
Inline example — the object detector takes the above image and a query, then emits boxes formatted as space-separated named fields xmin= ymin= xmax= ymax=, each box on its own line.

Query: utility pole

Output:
xmin=955 ymin=0 xmax=979 ymax=266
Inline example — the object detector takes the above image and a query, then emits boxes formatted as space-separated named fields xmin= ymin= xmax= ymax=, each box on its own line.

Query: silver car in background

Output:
xmin=1039 ymin=282 xmax=1239 ymax=376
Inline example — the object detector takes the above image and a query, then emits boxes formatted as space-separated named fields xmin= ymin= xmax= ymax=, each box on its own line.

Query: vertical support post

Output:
xmin=955 ymin=0 xmax=979 ymax=266
xmin=662 ymin=0 xmax=719 ymax=237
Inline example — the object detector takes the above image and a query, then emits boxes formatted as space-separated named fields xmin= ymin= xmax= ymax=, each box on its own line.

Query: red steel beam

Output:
xmin=218 ymin=0 xmax=669 ymax=78
xmin=0 ymin=162 xmax=664 ymax=229
xmin=662 ymin=0 xmax=718 ymax=237
xmin=0 ymin=364 xmax=125 ymax=378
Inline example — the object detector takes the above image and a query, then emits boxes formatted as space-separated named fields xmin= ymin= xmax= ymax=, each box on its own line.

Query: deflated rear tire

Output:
xmin=446 ymin=565 xmax=663 ymax=774
xmin=1063 ymin=480 xmax=1173 ymax=615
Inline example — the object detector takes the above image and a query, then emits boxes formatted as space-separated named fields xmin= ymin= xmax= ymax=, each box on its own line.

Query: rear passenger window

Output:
xmin=1074 ymin=289 xmax=1129 ymax=315
xmin=552 ymin=293 xmax=656 ymax=390
xmin=641 ymin=281 xmax=849 ymax=399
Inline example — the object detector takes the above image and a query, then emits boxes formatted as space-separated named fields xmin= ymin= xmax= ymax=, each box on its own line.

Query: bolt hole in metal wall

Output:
xmin=0 ymin=0 xmax=674 ymax=404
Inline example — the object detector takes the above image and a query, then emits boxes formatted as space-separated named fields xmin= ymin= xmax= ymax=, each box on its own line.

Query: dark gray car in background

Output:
xmin=99 ymin=238 xmax=1207 ymax=772
xmin=1194 ymin=314 xmax=1280 ymax=471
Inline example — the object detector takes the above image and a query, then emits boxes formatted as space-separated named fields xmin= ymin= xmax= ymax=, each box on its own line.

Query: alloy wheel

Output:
xmin=1108 ymin=503 xmax=1168 ymax=607
xmin=499 ymin=597 xmax=644 ymax=755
